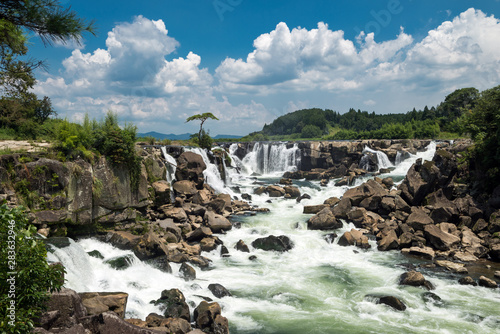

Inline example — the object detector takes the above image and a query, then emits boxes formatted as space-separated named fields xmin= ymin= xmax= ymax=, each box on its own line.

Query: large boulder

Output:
xmin=79 ymin=292 xmax=128 ymax=318
xmin=398 ymin=159 xmax=440 ymax=206
xmin=251 ymin=235 xmax=294 ymax=252
xmin=284 ymin=186 xmax=301 ymax=199
xmin=193 ymin=301 xmax=229 ymax=334
xmin=204 ymin=211 xmax=232 ymax=233
xmin=208 ymin=283 xmax=232 ymax=298
xmin=365 ymin=295 xmax=406 ymax=311
xmin=377 ymin=229 xmax=399 ymax=251
xmin=266 ymin=185 xmax=286 ymax=197
xmin=338 ymin=229 xmax=371 ymax=249
xmin=152 ymin=289 xmax=190 ymax=321
xmin=175 ymin=152 xmax=206 ymax=186
xmin=342 ymin=179 xmax=387 ymax=206
xmin=133 ymin=232 xmax=168 ymax=261
xmin=152 ymin=180 xmax=171 ymax=206
xmin=399 ymin=270 xmax=433 ymax=290
xmin=406 ymin=207 xmax=434 ymax=231
xmin=173 ymin=180 xmax=198 ymax=196
xmin=424 ymin=224 xmax=460 ymax=251
xmin=307 ymin=207 xmax=342 ymax=230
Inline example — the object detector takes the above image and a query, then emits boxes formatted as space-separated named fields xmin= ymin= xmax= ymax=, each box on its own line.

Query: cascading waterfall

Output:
xmin=161 ymin=147 xmax=177 ymax=203
xmin=49 ymin=141 xmax=500 ymax=334
xmin=229 ymin=142 xmax=301 ymax=176
xmin=362 ymin=146 xmax=394 ymax=171
xmin=186 ymin=147 xmax=235 ymax=196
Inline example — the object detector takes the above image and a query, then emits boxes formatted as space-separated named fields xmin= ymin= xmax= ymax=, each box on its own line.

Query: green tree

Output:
xmin=0 ymin=0 xmax=95 ymax=137
xmin=300 ymin=124 xmax=322 ymax=138
xmin=463 ymin=85 xmax=500 ymax=191
xmin=0 ymin=204 xmax=65 ymax=333
xmin=186 ymin=112 xmax=219 ymax=144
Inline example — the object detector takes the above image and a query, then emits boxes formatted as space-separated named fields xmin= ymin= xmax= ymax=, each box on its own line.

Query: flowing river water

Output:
xmin=48 ymin=142 xmax=500 ymax=334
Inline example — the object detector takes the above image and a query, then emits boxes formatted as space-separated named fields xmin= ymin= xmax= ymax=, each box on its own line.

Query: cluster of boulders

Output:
xmin=34 ymin=288 xmax=226 ymax=334
xmin=304 ymin=141 xmax=499 ymax=288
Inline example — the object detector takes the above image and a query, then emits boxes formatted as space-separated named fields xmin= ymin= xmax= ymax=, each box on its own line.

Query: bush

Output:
xmin=300 ymin=125 xmax=322 ymax=139
xmin=0 ymin=204 xmax=65 ymax=332
xmin=190 ymin=129 xmax=213 ymax=150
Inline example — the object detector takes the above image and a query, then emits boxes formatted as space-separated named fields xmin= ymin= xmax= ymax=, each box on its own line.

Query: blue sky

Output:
xmin=31 ymin=0 xmax=500 ymax=136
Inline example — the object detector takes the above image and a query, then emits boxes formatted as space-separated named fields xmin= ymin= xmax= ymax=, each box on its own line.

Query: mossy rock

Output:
xmin=104 ymin=254 xmax=135 ymax=270
xmin=88 ymin=250 xmax=104 ymax=259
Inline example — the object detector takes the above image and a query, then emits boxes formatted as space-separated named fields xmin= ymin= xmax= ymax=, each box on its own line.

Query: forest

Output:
xmin=243 ymin=87 xmax=479 ymax=141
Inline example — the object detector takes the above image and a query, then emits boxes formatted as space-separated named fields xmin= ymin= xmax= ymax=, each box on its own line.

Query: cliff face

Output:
xmin=223 ymin=139 xmax=431 ymax=172
xmin=0 ymin=147 xmax=167 ymax=236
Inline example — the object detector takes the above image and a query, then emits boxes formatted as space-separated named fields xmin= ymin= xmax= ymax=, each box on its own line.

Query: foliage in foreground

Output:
xmin=0 ymin=204 xmax=65 ymax=333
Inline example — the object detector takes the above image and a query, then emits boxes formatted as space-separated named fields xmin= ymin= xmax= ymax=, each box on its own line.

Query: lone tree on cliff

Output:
xmin=186 ymin=112 xmax=219 ymax=144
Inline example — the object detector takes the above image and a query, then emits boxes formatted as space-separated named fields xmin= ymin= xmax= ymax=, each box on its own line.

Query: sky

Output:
xmin=29 ymin=0 xmax=500 ymax=136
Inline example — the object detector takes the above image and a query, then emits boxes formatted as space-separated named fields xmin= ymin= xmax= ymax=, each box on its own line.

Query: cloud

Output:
xmin=35 ymin=9 xmax=500 ymax=135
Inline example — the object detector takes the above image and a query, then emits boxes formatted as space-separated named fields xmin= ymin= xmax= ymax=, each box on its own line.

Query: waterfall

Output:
xmin=161 ymin=147 xmax=177 ymax=203
xmin=395 ymin=151 xmax=402 ymax=165
xmin=362 ymin=146 xmax=394 ymax=170
xmin=229 ymin=142 xmax=301 ymax=176
xmin=186 ymin=147 xmax=235 ymax=196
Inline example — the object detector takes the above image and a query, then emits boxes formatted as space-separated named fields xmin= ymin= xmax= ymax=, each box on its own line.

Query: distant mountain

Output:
xmin=138 ymin=131 xmax=192 ymax=140
xmin=213 ymin=134 xmax=242 ymax=139
xmin=138 ymin=131 xmax=242 ymax=141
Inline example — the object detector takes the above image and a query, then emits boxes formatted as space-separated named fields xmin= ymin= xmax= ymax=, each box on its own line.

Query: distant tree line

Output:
xmin=248 ymin=87 xmax=480 ymax=140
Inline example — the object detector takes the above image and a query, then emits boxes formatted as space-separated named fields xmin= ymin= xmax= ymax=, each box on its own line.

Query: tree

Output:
xmin=0 ymin=204 xmax=65 ymax=332
xmin=0 ymin=0 xmax=95 ymax=136
xmin=462 ymin=85 xmax=500 ymax=192
xmin=186 ymin=112 xmax=219 ymax=144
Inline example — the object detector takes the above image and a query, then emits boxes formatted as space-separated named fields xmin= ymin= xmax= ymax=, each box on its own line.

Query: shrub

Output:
xmin=0 ymin=204 xmax=65 ymax=332
xmin=300 ymin=125 xmax=322 ymax=139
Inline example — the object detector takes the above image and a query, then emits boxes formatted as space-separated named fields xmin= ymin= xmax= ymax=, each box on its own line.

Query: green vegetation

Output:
xmin=53 ymin=112 xmax=142 ymax=190
xmin=244 ymin=87 xmax=480 ymax=141
xmin=0 ymin=204 xmax=65 ymax=332
xmin=186 ymin=112 xmax=219 ymax=149
xmin=461 ymin=85 xmax=500 ymax=192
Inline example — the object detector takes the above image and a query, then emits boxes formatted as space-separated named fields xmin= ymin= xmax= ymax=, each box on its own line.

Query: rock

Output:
xmin=458 ymin=276 xmax=477 ymax=286
xmin=236 ymin=239 xmax=250 ymax=253
xmin=79 ymin=292 xmax=128 ymax=318
xmin=422 ymin=292 xmax=443 ymax=306
xmin=173 ymin=180 xmax=198 ymax=196
xmin=406 ymin=207 xmax=434 ymax=231
xmin=105 ymin=231 xmax=141 ymax=250
xmin=489 ymin=211 xmax=500 ymax=233
xmin=338 ymin=229 xmax=371 ymax=249
xmin=478 ymin=276 xmax=498 ymax=288
xmin=241 ymin=193 xmax=252 ymax=201
xmin=382 ymin=177 xmax=394 ymax=188
xmin=490 ymin=244 xmax=500 ymax=262
xmin=366 ymin=295 xmax=407 ymax=311
xmin=399 ymin=270 xmax=431 ymax=289
xmin=186 ymin=227 xmax=213 ymax=242
xmin=200 ymin=237 xmax=219 ymax=252
xmin=279 ymin=178 xmax=293 ymax=185
xmin=266 ymin=185 xmax=286 ymax=197
xmin=331 ymin=197 xmax=352 ymax=219
xmin=342 ymin=179 xmax=387 ymax=206
xmin=152 ymin=180 xmax=171 ymax=206
xmin=206 ymin=198 xmax=226 ymax=214
xmin=133 ymin=232 xmax=168 ymax=261
xmin=152 ymin=289 xmax=190 ymax=321
xmin=251 ymin=235 xmax=294 ymax=252
xmin=104 ymin=255 xmax=134 ymax=270
xmin=175 ymin=151 xmax=206 ymax=186
xmin=324 ymin=197 xmax=340 ymax=206
xmin=160 ymin=206 xmax=188 ymax=223
xmin=87 ymin=250 xmax=104 ymax=259
xmin=284 ymin=186 xmax=300 ymax=199
xmin=208 ymin=283 xmax=232 ymax=298
xmin=377 ymin=230 xmax=399 ymax=251
xmin=398 ymin=159 xmax=439 ymax=206
xmin=296 ymin=193 xmax=311 ymax=203
xmin=303 ymin=204 xmax=328 ymax=214
xmin=45 ymin=288 xmax=87 ymax=330
xmin=220 ymin=245 xmax=230 ymax=257
xmin=146 ymin=256 xmax=173 ymax=274
xmin=82 ymin=311 xmax=162 ymax=334
xmin=307 ymin=207 xmax=342 ymax=230
xmin=192 ymin=189 xmax=212 ymax=205
xmin=402 ymin=246 xmax=435 ymax=260
xmin=424 ymin=224 xmax=460 ymax=251
xmin=435 ymin=260 xmax=468 ymax=274
xmin=179 ymin=263 xmax=196 ymax=281
xmin=204 ymin=211 xmax=232 ymax=233
xmin=193 ymin=301 xmax=229 ymax=334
